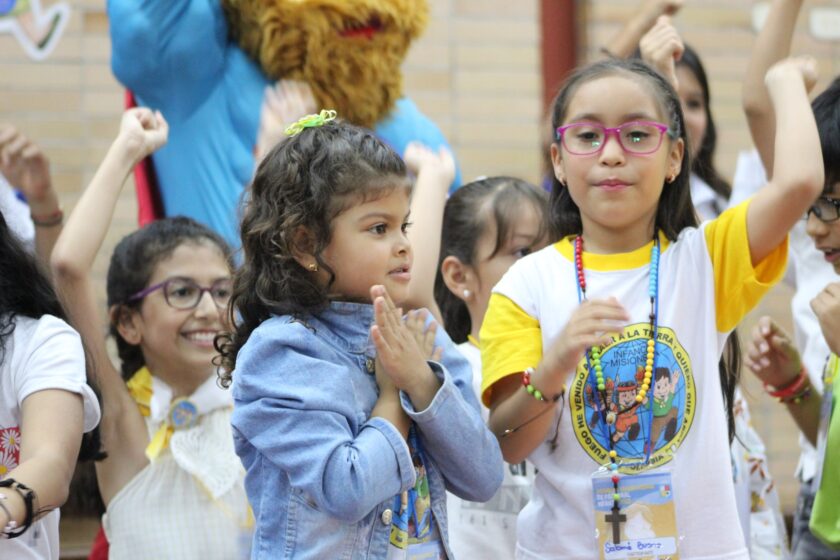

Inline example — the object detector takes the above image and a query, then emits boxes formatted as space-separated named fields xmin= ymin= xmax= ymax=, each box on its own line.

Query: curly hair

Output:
xmin=107 ymin=217 xmax=233 ymax=380
xmin=216 ymin=119 xmax=408 ymax=385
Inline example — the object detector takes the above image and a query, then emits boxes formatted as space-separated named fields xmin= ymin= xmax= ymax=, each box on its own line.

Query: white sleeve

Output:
xmin=11 ymin=316 xmax=101 ymax=432
xmin=729 ymin=149 xmax=767 ymax=208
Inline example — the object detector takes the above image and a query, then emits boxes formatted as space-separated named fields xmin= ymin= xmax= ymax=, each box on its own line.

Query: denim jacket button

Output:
xmin=381 ymin=508 xmax=393 ymax=525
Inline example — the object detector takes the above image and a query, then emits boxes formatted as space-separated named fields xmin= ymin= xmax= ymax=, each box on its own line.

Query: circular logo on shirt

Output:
xmin=570 ymin=324 xmax=695 ymax=473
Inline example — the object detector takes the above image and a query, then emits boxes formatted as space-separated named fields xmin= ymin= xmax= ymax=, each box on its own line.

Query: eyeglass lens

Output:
xmin=562 ymin=123 xmax=664 ymax=155
xmin=163 ymin=278 xmax=233 ymax=309
xmin=809 ymin=197 xmax=840 ymax=222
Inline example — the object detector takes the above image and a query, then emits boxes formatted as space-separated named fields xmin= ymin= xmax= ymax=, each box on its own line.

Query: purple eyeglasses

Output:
xmin=555 ymin=121 xmax=676 ymax=156
xmin=127 ymin=277 xmax=233 ymax=310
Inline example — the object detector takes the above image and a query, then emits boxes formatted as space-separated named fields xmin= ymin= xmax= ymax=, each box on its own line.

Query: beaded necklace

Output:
xmin=573 ymin=234 xmax=661 ymax=530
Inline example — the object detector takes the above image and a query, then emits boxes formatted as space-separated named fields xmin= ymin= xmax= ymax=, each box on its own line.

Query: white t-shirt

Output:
xmin=732 ymin=149 xmax=835 ymax=482
xmin=0 ymin=314 xmax=101 ymax=560
xmin=446 ymin=342 xmax=534 ymax=559
xmin=480 ymin=201 xmax=786 ymax=559
xmin=0 ymin=175 xmax=34 ymax=252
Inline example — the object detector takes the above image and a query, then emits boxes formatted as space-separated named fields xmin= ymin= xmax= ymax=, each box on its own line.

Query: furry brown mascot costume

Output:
xmin=223 ymin=0 xmax=428 ymax=129
xmin=109 ymin=0 xmax=456 ymax=248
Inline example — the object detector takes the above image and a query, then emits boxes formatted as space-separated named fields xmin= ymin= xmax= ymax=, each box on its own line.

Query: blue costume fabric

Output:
xmin=108 ymin=0 xmax=459 ymax=247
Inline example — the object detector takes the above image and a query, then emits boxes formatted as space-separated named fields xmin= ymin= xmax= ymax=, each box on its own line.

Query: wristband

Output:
xmin=764 ymin=366 xmax=811 ymax=402
xmin=0 ymin=479 xmax=35 ymax=539
xmin=30 ymin=208 xmax=63 ymax=227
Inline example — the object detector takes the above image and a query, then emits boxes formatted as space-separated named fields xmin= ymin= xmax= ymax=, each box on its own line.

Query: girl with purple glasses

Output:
xmin=51 ymin=108 xmax=252 ymax=559
xmin=479 ymin=56 xmax=822 ymax=559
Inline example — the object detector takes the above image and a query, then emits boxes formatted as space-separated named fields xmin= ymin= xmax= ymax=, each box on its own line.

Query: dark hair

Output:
xmin=217 ymin=120 xmax=409 ymax=384
xmin=548 ymin=58 xmax=697 ymax=241
xmin=812 ymin=75 xmax=840 ymax=193
xmin=433 ymin=177 xmax=551 ymax=343
xmin=107 ymin=217 xmax=234 ymax=380
xmin=0 ymin=212 xmax=104 ymax=462
xmin=677 ymin=44 xmax=731 ymax=205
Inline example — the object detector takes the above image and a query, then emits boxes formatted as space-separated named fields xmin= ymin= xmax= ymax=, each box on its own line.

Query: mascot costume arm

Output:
xmin=109 ymin=0 xmax=458 ymax=249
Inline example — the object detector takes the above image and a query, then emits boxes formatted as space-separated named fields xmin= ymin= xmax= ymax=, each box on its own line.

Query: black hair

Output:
xmin=217 ymin=119 xmax=409 ymax=383
xmin=548 ymin=57 xmax=696 ymax=241
xmin=677 ymin=44 xmax=732 ymax=205
xmin=107 ymin=217 xmax=234 ymax=380
xmin=0 ymin=211 xmax=104 ymax=462
xmin=812 ymin=75 xmax=840 ymax=193
xmin=433 ymin=177 xmax=552 ymax=343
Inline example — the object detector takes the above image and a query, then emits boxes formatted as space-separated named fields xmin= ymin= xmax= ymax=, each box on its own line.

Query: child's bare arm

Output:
xmin=746 ymin=57 xmax=823 ymax=264
xmin=488 ymin=298 xmax=627 ymax=464
xmin=742 ymin=0 xmax=805 ymax=175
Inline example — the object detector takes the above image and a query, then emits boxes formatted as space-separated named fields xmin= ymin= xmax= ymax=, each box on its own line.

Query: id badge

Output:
xmin=592 ymin=468 xmax=679 ymax=559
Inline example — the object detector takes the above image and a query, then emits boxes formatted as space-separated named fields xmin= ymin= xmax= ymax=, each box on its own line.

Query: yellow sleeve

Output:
xmin=704 ymin=198 xmax=788 ymax=332
xmin=479 ymin=293 xmax=543 ymax=406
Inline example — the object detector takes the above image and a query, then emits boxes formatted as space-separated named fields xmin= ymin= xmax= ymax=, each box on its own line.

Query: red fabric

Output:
xmin=124 ymin=90 xmax=164 ymax=226
xmin=87 ymin=526 xmax=109 ymax=560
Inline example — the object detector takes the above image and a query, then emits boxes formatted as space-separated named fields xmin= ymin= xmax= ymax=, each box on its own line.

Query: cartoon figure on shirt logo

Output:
xmin=612 ymin=367 xmax=647 ymax=444
xmin=0 ymin=0 xmax=69 ymax=61
xmin=647 ymin=367 xmax=682 ymax=452
xmin=571 ymin=324 xmax=695 ymax=473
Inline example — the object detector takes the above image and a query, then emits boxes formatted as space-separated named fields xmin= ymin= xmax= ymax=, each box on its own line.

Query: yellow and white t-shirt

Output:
xmin=480 ymin=200 xmax=787 ymax=560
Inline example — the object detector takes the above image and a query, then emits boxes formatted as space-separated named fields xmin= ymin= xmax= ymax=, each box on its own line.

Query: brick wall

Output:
xmin=0 ymin=0 xmax=835 ymax=530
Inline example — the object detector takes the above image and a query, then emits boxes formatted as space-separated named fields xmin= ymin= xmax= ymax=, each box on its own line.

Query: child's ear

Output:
xmin=666 ymin=137 xmax=685 ymax=182
xmin=441 ymin=256 xmax=475 ymax=303
xmin=550 ymin=143 xmax=566 ymax=185
xmin=290 ymin=226 xmax=318 ymax=271
xmin=111 ymin=304 xmax=142 ymax=345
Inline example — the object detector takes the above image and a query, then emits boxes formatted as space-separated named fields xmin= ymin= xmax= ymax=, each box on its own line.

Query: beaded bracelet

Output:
xmin=765 ymin=367 xmax=809 ymax=402
xmin=30 ymin=208 xmax=63 ymax=227
xmin=0 ymin=479 xmax=35 ymax=539
xmin=523 ymin=368 xmax=563 ymax=403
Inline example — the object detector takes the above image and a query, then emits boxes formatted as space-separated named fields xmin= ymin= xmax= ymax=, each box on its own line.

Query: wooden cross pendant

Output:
xmin=605 ymin=505 xmax=627 ymax=544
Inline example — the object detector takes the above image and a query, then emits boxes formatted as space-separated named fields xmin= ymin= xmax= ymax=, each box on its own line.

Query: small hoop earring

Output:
xmin=463 ymin=289 xmax=471 ymax=299
xmin=308 ymin=263 xmax=318 ymax=272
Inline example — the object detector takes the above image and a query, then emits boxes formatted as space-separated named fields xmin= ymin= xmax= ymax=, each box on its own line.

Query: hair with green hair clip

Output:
xmin=284 ymin=109 xmax=338 ymax=136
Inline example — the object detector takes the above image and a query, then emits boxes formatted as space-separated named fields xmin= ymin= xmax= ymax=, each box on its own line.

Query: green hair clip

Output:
xmin=284 ymin=109 xmax=338 ymax=136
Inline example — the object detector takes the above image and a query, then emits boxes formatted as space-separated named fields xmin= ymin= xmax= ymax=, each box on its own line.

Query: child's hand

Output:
xmin=811 ymin=283 xmax=840 ymax=355
xmin=256 ymin=80 xmax=317 ymax=160
xmin=117 ymin=108 xmax=169 ymax=165
xmin=0 ymin=124 xmax=52 ymax=203
xmin=765 ymin=56 xmax=818 ymax=94
xmin=640 ymin=0 xmax=683 ymax=19
xmin=541 ymin=298 xmax=629 ymax=378
xmin=639 ymin=16 xmax=684 ymax=91
xmin=744 ymin=316 xmax=802 ymax=388
xmin=405 ymin=309 xmax=443 ymax=362
xmin=370 ymin=285 xmax=441 ymax=404
xmin=403 ymin=143 xmax=456 ymax=186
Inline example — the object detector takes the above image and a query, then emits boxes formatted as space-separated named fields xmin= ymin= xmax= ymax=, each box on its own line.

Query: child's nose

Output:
xmin=599 ymin=131 xmax=625 ymax=165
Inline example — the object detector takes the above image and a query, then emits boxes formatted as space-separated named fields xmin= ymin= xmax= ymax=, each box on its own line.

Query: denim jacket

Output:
xmin=231 ymin=302 xmax=504 ymax=559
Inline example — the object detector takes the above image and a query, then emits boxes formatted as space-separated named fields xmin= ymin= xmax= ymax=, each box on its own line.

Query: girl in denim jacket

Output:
xmin=218 ymin=113 xmax=504 ymax=559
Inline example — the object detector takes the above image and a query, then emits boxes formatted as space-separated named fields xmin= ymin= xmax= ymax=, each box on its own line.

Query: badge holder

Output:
xmin=591 ymin=466 xmax=680 ymax=559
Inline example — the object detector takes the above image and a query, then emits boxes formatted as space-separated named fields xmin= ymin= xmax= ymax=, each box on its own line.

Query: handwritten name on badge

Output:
xmin=604 ymin=537 xmax=676 ymax=559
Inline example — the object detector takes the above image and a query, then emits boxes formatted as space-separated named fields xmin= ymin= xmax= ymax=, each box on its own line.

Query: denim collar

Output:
xmin=311 ymin=301 xmax=376 ymax=355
